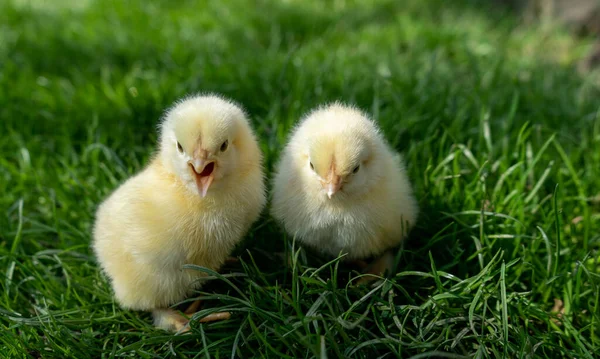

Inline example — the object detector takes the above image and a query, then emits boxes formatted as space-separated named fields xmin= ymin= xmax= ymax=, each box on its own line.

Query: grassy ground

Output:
xmin=1 ymin=0 xmax=599 ymax=357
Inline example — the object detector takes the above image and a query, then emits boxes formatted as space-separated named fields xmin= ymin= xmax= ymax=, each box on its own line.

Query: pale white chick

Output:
xmin=93 ymin=94 xmax=266 ymax=332
xmin=271 ymin=103 xmax=418 ymax=282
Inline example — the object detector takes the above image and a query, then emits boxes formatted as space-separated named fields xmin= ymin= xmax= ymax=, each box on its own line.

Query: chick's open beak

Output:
xmin=189 ymin=158 xmax=215 ymax=198
xmin=324 ymin=174 xmax=342 ymax=199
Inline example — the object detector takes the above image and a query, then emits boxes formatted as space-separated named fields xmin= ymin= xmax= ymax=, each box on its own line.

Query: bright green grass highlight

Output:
xmin=1 ymin=0 xmax=599 ymax=357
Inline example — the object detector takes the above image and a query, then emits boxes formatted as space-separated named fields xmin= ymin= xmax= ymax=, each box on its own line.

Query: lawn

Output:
xmin=1 ymin=0 xmax=599 ymax=357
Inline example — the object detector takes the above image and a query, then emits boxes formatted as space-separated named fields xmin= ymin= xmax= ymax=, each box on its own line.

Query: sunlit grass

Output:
xmin=1 ymin=0 xmax=599 ymax=357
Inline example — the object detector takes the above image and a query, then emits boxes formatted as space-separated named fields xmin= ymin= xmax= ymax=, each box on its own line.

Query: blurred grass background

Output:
xmin=1 ymin=0 xmax=599 ymax=357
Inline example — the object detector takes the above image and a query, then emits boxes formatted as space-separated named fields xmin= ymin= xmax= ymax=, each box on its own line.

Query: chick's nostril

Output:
xmin=199 ymin=162 xmax=215 ymax=177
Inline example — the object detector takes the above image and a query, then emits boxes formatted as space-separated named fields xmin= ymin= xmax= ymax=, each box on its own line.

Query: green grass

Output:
xmin=1 ymin=0 xmax=599 ymax=357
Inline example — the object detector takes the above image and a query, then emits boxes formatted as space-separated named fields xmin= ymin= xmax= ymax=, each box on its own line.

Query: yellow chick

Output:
xmin=271 ymin=103 xmax=418 ymax=280
xmin=93 ymin=94 xmax=266 ymax=332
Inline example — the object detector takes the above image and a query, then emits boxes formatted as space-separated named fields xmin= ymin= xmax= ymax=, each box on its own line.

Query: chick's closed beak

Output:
xmin=189 ymin=158 xmax=215 ymax=198
xmin=324 ymin=174 xmax=342 ymax=199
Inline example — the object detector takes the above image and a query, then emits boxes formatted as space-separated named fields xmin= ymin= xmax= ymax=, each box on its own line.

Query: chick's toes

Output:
xmin=153 ymin=307 xmax=232 ymax=333
xmin=197 ymin=312 xmax=232 ymax=323
xmin=183 ymin=299 xmax=232 ymax=323
xmin=153 ymin=309 xmax=192 ymax=333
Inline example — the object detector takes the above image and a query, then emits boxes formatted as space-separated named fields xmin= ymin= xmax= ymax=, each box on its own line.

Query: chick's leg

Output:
xmin=355 ymin=250 xmax=395 ymax=286
xmin=224 ymin=256 xmax=239 ymax=265
xmin=368 ymin=250 xmax=395 ymax=277
xmin=347 ymin=259 xmax=370 ymax=270
xmin=184 ymin=299 xmax=201 ymax=315
xmin=183 ymin=299 xmax=232 ymax=321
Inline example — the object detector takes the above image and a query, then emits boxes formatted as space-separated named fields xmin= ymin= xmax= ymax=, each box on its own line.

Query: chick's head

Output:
xmin=296 ymin=104 xmax=386 ymax=200
xmin=159 ymin=94 xmax=258 ymax=197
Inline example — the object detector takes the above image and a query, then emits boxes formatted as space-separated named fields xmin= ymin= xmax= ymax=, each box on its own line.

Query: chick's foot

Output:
xmin=197 ymin=311 xmax=232 ymax=322
xmin=153 ymin=309 xmax=192 ymax=333
xmin=153 ymin=307 xmax=232 ymax=333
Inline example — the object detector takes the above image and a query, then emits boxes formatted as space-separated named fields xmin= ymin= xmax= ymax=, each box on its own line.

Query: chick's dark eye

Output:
xmin=220 ymin=140 xmax=229 ymax=152
xmin=353 ymin=165 xmax=360 ymax=174
xmin=310 ymin=162 xmax=314 ymax=170
xmin=177 ymin=142 xmax=183 ymax=153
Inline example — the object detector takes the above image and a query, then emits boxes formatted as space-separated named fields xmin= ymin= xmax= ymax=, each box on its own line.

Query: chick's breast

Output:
xmin=93 ymin=159 xmax=265 ymax=311
xmin=273 ymin=151 xmax=416 ymax=259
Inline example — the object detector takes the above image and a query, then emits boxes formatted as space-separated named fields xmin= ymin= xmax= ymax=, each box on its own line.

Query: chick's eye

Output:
xmin=220 ymin=140 xmax=229 ymax=152
xmin=353 ymin=165 xmax=360 ymax=174
xmin=309 ymin=162 xmax=314 ymax=170
xmin=177 ymin=142 xmax=183 ymax=153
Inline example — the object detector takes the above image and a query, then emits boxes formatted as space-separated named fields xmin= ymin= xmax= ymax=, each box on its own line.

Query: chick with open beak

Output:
xmin=93 ymin=94 xmax=267 ymax=332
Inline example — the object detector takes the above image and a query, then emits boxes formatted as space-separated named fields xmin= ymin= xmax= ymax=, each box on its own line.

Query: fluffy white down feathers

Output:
xmin=271 ymin=103 xmax=418 ymax=260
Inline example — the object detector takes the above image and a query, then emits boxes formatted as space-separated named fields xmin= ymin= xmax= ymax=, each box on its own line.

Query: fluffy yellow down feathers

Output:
xmin=93 ymin=97 xmax=418 ymax=331
xmin=93 ymin=95 xmax=266 ymax=331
